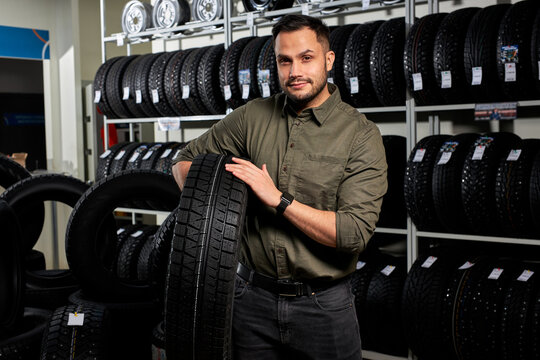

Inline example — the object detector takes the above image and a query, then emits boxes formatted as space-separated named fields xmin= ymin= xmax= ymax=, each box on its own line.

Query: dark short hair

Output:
xmin=272 ymin=14 xmax=330 ymax=51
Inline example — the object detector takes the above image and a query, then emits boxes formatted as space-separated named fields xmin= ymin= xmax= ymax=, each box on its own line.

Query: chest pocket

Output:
xmin=295 ymin=153 xmax=346 ymax=211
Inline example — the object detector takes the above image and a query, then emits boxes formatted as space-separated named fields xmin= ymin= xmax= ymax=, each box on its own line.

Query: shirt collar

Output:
xmin=281 ymin=83 xmax=342 ymax=126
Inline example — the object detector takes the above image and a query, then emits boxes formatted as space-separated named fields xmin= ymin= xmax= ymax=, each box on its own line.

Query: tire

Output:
xmin=105 ymin=55 xmax=139 ymax=119
xmin=529 ymin=149 xmax=540 ymax=235
xmin=192 ymin=0 xmax=222 ymax=22
xmin=329 ymin=25 xmax=357 ymax=104
xmin=148 ymin=52 xmax=178 ymax=117
xmin=455 ymin=258 xmax=518 ymax=360
xmin=257 ymin=37 xmax=280 ymax=98
xmin=496 ymin=1 xmax=540 ymax=100
xmin=242 ymin=0 xmax=293 ymax=12
xmin=343 ymin=21 xmax=383 ymax=108
xmin=0 ymin=174 xmax=89 ymax=253
xmin=95 ymin=142 xmax=130 ymax=180
xmin=164 ymin=49 xmax=194 ymax=116
xmin=25 ymin=269 xmax=79 ymax=310
xmin=501 ymin=262 xmax=540 ymax=360
xmin=137 ymin=232 xmax=156 ymax=282
xmin=370 ymin=17 xmax=407 ymax=106
xmin=404 ymin=13 xmax=448 ymax=106
xmin=124 ymin=143 xmax=150 ymax=171
xmin=117 ymin=225 xmax=158 ymax=281
xmin=107 ymin=142 xmax=143 ymax=175
xmin=0 ymin=308 xmax=51 ymax=360
xmin=25 ymin=250 xmax=46 ymax=272
xmin=122 ymin=54 xmax=149 ymax=118
xmin=237 ymin=36 xmax=270 ymax=102
xmin=0 ymin=200 xmax=23 ymax=336
xmin=378 ymin=135 xmax=406 ymax=229
xmin=404 ymin=135 xmax=451 ymax=231
xmin=0 ymin=154 xmax=32 ymax=190
xmin=220 ymin=37 xmax=255 ymax=110
xmin=495 ymin=139 xmax=540 ymax=238
xmin=433 ymin=8 xmax=480 ymax=104
xmin=150 ymin=206 xmax=177 ymax=303
xmin=365 ymin=255 xmax=407 ymax=356
xmin=461 ymin=132 xmax=521 ymax=235
xmin=66 ymin=170 xmax=180 ymax=301
xmin=198 ymin=44 xmax=227 ymax=115
xmin=401 ymin=250 xmax=462 ymax=360
xmin=135 ymin=53 xmax=162 ymax=117
xmin=139 ymin=142 xmax=166 ymax=170
xmin=181 ymin=47 xmax=211 ymax=115
xmin=154 ymin=142 xmax=187 ymax=174
xmin=40 ymin=303 xmax=111 ymax=360
xmin=152 ymin=321 xmax=167 ymax=360
xmin=165 ymin=154 xmax=248 ymax=360
xmin=432 ymin=133 xmax=479 ymax=234
xmin=464 ymin=4 xmax=511 ymax=103
xmin=68 ymin=290 xmax=159 ymax=360
xmin=532 ymin=10 xmax=540 ymax=95
xmin=93 ymin=57 xmax=122 ymax=119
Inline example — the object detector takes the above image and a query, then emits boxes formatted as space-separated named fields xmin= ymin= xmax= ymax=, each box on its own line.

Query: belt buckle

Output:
xmin=277 ymin=279 xmax=303 ymax=297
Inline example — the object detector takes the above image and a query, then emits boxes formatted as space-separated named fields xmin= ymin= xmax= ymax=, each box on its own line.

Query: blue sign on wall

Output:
xmin=0 ymin=25 xmax=50 ymax=60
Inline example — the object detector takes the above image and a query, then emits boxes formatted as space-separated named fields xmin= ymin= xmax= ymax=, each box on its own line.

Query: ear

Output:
xmin=325 ymin=50 xmax=335 ymax=72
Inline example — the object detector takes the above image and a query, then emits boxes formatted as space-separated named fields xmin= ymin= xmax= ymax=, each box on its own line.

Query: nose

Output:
xmin=289 ymin=61 xmax=300 ymax=79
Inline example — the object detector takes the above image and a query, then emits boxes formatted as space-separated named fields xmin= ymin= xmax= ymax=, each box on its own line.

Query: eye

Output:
xmin=302 ymin=56 xmax=312 ymax=61
xmin=278 ymin=58 xmax=290 ymax=65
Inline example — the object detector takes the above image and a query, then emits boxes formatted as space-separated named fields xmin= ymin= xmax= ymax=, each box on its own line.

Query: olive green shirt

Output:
xmin=174 ymin=83 xmax=387 ymax=281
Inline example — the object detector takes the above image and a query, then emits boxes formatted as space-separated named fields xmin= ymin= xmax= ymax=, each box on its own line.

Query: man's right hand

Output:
xmin=172 ymin=161 xmax=192 ymax=191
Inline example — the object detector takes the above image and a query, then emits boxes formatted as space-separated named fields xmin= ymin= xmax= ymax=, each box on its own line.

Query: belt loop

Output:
xmin=248 ymin=268 xmax=254 ymax=283
xmin=305 ymin=283 xmax=313 ymax=297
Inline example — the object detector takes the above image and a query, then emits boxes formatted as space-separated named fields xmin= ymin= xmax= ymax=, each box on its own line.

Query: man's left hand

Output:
xmin=225 ymin=157 xmax=282 ymax=208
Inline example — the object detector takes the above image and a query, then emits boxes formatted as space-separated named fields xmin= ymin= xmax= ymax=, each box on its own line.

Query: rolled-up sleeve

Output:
xmin=335 ymin=121 xmax=387 ymax=254
xmin=172 ymin=105 xmax=248 ymax=164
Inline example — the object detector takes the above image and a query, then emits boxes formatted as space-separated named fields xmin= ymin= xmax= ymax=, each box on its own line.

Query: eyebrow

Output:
xmin=276 ymin=49 xmax=315 ymax=59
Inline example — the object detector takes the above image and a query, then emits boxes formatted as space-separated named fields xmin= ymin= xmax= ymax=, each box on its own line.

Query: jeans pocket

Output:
xmin=234 ymin=275 xmax=249 ymax=299
xmin=311 ymin=283 xmax=353 ymax=312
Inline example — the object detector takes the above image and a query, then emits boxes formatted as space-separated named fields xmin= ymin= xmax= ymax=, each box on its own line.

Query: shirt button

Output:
xmin=282 ymin=166 xmax=287 ymax=172
xmin=290 ymin=143 xmax=294 ymax=148
xmin=295 ymin=122 xmax=300 ymax=126
xmin=277 ymin=248 xmax=284 ymax=254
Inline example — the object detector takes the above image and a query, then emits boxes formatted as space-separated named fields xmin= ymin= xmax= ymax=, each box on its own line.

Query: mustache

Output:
xmin=286 ymin=78 xmax=312 ymax=86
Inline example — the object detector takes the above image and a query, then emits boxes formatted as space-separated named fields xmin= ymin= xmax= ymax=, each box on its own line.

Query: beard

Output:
xmin=281 ymin=70 xmax=328 ymax=108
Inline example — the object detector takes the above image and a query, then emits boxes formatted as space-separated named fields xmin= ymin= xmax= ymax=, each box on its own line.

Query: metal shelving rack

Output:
xmin=97 ymin=0 xmax=540 ymax=359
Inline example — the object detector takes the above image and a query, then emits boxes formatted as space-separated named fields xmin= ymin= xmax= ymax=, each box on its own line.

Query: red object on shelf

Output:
xmin=100 ymin=124 xmax=118 ymax=149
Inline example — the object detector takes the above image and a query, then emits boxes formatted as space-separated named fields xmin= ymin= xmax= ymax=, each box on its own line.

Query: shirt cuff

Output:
xmin=335 ymin=212 xmax=372 ymax=254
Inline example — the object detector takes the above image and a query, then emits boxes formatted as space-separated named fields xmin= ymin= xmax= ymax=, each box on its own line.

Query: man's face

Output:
xmin=274 ymin=27 xmax=335 ymax=109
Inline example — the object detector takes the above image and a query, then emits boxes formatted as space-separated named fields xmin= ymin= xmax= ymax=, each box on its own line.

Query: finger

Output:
xmin=230 ymin=157 xmax=252 ymax=166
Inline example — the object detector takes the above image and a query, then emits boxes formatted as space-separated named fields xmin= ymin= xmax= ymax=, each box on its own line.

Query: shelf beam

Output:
xmin=375 ymin=227 xmax=408 ymax=235
xmin=417 ymin=231 xmax=540 ymax=246
xmin=363 ymin=350 xmax=408 ymax=360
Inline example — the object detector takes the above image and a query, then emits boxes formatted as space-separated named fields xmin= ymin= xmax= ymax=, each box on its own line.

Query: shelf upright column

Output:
xmin=224 ymin=0 xmax=232 ymax=49
xmin=405 ymin=0 xmax=418 ymax=273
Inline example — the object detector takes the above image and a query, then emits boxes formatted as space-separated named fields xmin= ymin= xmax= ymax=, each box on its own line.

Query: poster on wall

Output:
xmin=0 ymin=25 xmax=49 ymax=60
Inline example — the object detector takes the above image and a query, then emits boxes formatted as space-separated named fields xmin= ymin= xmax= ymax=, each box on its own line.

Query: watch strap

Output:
xmin=276 ymin=192 xmax=294 ymax=214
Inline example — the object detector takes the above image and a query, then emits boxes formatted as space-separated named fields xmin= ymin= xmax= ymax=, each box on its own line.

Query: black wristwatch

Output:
xmin=276 ymin=192 xmax=294 ymax=215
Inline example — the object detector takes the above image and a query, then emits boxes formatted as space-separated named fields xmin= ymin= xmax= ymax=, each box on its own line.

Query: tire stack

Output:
xmin=404 ymin=133 xmax=540 ymax=238
xmin=402 ymin=251 xmax=540 ymax=360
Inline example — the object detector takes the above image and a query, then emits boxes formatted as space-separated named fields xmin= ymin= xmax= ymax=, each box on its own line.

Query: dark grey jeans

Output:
xmin=232 ymin=274 xmax=362 ymax=360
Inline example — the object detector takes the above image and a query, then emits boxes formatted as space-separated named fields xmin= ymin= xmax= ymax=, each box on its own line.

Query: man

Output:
xmin=172 ymin=14 xmax=387 ymax=359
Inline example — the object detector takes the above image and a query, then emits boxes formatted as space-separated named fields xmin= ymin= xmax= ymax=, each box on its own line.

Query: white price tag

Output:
xmin=132 ymin=230 xmax=143 ymax=238
xmin=301 ymin=3 xmax=309 ymax=15
xmin=517 ymin=269 xmax=534 ymax=282
xmin=459 ymin=261 xmax=475 ymax=270
xmin=505 ymin=63 xmax=516 ymax=82
xmin=123 ymin=87 xmax=130 ymax=100
xmin=117 ymin=228 xmax=125 ymax=235
xmin=128 ymin=152 xmax=140 ymax=162
xmin=157 ymin=118 xmax=181 ymax=131
xmin=160 ymin=149 xmax=172 ymax=158
xmin=328 ymin=77 xmax=334 ymax=84
xmin=350 ymin=77 xmax=359 ymax=94
xmin=472 ymin=145 xmax=485 ymax=160
xmin=441 ymin=71 xmax=452 ymax=89
xmin=356 ymin=261 xmax=366 ymax=270
xmin=362 ymin=0 xmax=370 ymax=10
xmin=421 ymin=256 xmax=438 ymax=269
xmin=182 ymin=85 xmax=190 ymax=99
xmin=94 ymin=90 xmax=101 ymax=103
xmin=412 ymin=73 xmax=423 ymax=91
xmin=135 ymin=90 xmax=142 ymax=104
xmin=68 ymin=313 xmax=84 ymax=326
xmin=488 ymin=268 xmax=504 ymax=280
xmin=413 ymin=148 xmax=426 ymax=163
xmin=223 ymin=85 xmax=232 ymax=100
xmin=142 ymin=151 xmax=154 ymax=160
xmin=116 ymin=34 xmax=124 ymax=47
xmin=114 ymin=150 xmax=126 ymax=160
xmin=242 ymin=84 xmax=250 ymax=99
xmin=173 ymin=149 xmax=181 ymax=160
xmin=152 ymin=89 xmax=159 ymax=103
xmin=262 ymin=83 xmax=271 ymax=98
xmin=381 ymin=265 xmax=396 ymax=276
xmin=506 ymin=149 xmax=521 ymax=161
xmin=472 ymin=67 xmax=482 ymax=85
xmin=247 ymin=12 xmax=254 ymax=27
xmin=99 ymin=149 xmax=111 ymax=159
xmin=437 ymin=152 xmax=452 ymax=165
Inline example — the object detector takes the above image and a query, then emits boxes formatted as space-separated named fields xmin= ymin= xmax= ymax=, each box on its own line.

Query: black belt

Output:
xmin=236 ymin=262 xmax=341 ymax=297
